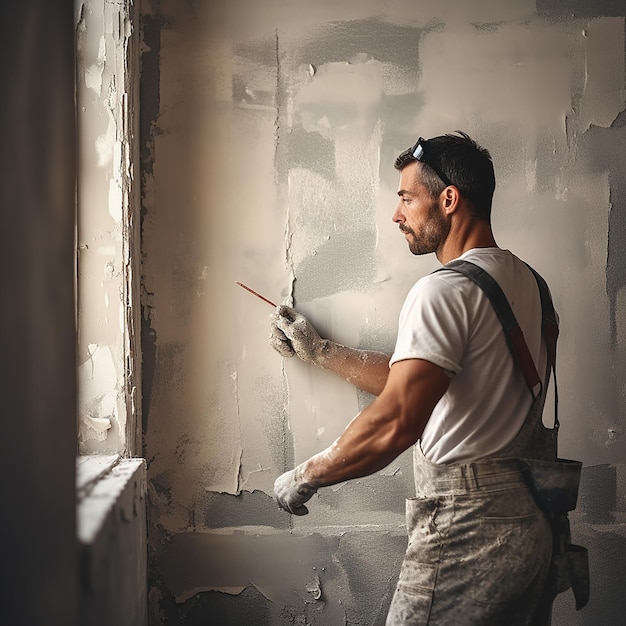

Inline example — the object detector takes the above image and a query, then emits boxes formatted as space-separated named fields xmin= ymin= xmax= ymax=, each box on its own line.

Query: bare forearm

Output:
xmin=301 ymin=401 xmax=414 ymax=487
xmin=298 ymin=359 xmax=450 ymax=487
xmin=315 ymin=340 xmax=391 ymax=396
xmin=273 ymin=359 xmax=451 ymax=515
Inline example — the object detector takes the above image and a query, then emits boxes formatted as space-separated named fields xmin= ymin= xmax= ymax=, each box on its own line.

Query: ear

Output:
xmin=441 ymin=185 xmax=460 ymax=215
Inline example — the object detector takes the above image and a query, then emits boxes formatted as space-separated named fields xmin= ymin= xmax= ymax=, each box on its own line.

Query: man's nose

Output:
xmin=392 ymin=201 xmax=404 ymax=224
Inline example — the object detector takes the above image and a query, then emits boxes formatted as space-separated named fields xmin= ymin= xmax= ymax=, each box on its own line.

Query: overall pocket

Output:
xmin=474 ymin=511 xmax=546 ymax=605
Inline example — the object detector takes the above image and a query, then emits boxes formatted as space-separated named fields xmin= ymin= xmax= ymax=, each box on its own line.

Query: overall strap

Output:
xmin=440 ymin=259 xmax=554 ymax=400
xmin=524 ymin=264 xmax=559 ymax=376
xmin=522 ymin=262 xmax=560 ymax=431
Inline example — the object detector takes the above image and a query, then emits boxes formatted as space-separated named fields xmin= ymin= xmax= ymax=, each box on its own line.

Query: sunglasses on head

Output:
xmin=410 ymin=137 xmax=454 ymax=188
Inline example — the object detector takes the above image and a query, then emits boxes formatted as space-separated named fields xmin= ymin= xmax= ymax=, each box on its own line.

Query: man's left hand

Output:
xmin=273 ymin=467 xmax=319 ymax=515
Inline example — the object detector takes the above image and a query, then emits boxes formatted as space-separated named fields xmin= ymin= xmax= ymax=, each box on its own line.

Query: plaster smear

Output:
xmin=578 ymin=18 xmax=625 ymax=131
xmin=141 ymin=16 xmax=293 ymax=502
xmin=416 ymin=21 xmax=576 ymax=134
xmin=142 ymin=11 xmax=417 ymax=505
xmin=285 ymin=58 xmax=383 ymax=304
xmin=274 ymin=53 xmax=402 ymax=485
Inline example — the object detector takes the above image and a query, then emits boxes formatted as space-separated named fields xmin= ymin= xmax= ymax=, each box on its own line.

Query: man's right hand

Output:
xmin=269 ymin=305 xmax=326 ymax=364
xmin=273 ymin=466 xmax=319 ymax=515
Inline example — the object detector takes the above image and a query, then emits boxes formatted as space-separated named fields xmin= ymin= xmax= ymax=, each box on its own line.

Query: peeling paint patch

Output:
xmin=84 ymin=36 xmax=106 ymax=94
xmin=176 ymin=585 xmax=247 ymax=604
xmin=78 ymin=344 xmax=120 ymax=445
xmin=76 ymin=0 xmax=141 ymax=454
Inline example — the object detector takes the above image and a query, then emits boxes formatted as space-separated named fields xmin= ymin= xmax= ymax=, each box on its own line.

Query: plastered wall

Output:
xmin=140 ymin=1 xmax=626 ymax=623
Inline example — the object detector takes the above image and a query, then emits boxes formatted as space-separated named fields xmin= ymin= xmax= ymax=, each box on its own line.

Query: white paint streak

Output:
xmin=108 ymin=178 xmax=123 ymax=222
xmin=95 ymin=119 xmax=115 ymax=167
xmin=524 ymin=158 xmax=537 ymax=194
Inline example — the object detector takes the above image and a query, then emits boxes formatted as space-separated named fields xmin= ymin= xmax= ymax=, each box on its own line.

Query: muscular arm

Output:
xmin=273 ymin=358 xmax=450 ymax=513
xmin=315 ymin=341 xmax=391 ymax=396
xmin=302 ymin=358 xmax=450 ymax=486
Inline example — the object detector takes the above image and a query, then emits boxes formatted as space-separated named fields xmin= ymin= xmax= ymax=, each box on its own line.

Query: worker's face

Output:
xmin=393 ymin=161 xmax=449 ymax=256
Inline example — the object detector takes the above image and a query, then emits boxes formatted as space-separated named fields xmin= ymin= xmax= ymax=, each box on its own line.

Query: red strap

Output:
xmin=510 ymin=325 xmax=542 ymax=397
xmin=440 ymin=260 xmax=557 ymax=401
xmin=543 ymin=319 xmax=558 ymax=371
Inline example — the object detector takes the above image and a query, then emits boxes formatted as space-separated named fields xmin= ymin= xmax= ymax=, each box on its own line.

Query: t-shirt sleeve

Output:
xmin=389 ymin=273 xmax=470 ymax=374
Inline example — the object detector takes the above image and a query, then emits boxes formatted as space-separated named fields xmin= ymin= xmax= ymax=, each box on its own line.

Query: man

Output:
xmin=269 ymin=132 xmax=554 ymax=624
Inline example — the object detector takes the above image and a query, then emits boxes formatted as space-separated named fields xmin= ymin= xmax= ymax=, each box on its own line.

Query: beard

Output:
xmin=401 ymin=202 xmax=450 ymax=256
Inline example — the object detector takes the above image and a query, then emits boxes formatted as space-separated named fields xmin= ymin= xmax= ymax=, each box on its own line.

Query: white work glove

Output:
xmin=269 ymin=305 xmax=326 ymax=364
xmin=273 ymin=466 xmax=319 ymax=516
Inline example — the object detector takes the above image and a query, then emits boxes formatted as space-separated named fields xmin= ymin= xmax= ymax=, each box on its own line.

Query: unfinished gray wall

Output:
xmin=140 ymin=1 xmax=626 ymax=623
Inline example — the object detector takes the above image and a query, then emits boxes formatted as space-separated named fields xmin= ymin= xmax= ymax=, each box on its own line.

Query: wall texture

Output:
xmin=140 ymin=1 xmax=626 ymax=623
xmin=76 ymin=0 xmax=142 ymax=456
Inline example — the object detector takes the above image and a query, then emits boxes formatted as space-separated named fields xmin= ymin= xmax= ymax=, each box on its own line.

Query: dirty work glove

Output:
xmin=273 ymin=467 xmax=319 ymax=516
xmin=269 ymin=305 xmax=326 ymax=364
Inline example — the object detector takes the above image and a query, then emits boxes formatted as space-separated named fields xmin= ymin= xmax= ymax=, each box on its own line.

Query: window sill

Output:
xmin=76 ymin=455 xmax=148 ymax=625
xmin=76 ymin=454 xmax=146 ymax=544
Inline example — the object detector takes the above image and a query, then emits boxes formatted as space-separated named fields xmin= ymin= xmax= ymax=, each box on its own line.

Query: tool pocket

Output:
xmin=524 ymin=457 xmax=582 ymax=512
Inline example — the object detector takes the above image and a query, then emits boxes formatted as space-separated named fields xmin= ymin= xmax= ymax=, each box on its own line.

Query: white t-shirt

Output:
xmin=390 ymin=247 xmax=549 ymax=464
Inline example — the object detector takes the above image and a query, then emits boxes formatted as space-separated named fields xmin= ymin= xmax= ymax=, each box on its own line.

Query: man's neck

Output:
xmin=436 ymin=219 xmax=497 ymax=265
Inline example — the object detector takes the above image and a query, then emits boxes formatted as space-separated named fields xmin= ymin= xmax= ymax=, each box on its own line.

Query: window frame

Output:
xmin=75 ymin=0 xmax=142 ymax=457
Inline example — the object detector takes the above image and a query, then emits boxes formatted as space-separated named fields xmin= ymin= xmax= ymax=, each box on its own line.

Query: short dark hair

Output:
xmin=394 ymin=131 xmax=496 ymax=221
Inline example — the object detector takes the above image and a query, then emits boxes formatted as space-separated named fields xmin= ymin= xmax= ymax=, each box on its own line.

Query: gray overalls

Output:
xmin=386 ymin=386 xmax=554 ymax=625
xmin=386 ymin=261 xmax=587 ymax=625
